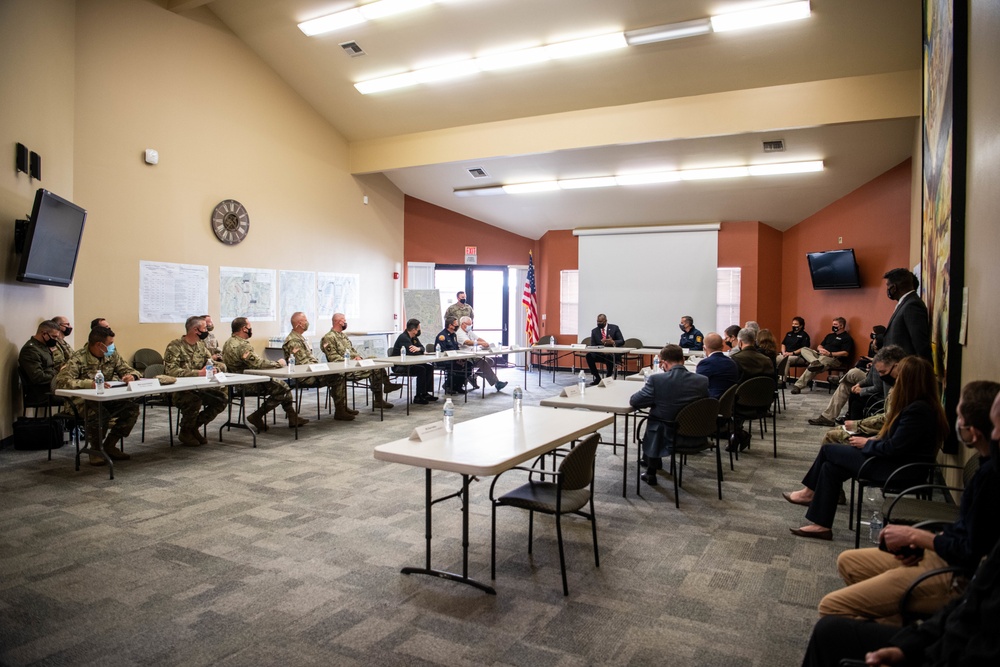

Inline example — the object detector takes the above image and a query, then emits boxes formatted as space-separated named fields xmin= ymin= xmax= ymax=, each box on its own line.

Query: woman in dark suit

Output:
xmin=782 ymin=356 xmax=947 ymax=540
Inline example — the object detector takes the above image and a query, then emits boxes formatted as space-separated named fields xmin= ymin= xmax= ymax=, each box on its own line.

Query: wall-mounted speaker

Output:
xmin=16 ymin=143 xmax=28 ymax=174
xmin=29 ymin=151 xmax=41 ymax=180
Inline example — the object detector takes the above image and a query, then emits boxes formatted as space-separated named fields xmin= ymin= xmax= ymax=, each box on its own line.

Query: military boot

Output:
xmin=103 ymin=434 xmax=131 ymax=461
xmin=286 ymin=407 xmax=309 ymax=428
xmin=372 ymin=391 xmax=394 ymax=409
xmin=179 ymin=427 xmax=203 ymax=447
xmin=247 ymin=407 xmax=269 ymax=434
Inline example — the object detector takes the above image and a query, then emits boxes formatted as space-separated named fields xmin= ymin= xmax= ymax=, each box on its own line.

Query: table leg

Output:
xmin=400 ymin=469 xmax=497 ymax=595
xmin=218 ymin=384 xmax=256 ymax=448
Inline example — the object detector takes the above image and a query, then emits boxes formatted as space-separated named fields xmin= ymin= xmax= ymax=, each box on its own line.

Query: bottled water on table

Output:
xmin=513 ymin=386 xmax=523 ymax=414
xmin=287 ymin=355 xmax=295 ymax=371
xmin=205 ymin=358 xmax=214 ymax=380
xmin=94 ymin=370 xmax=105 ymax=395
xmin=400 ymin=344 xmax=407 ymax=358
xmin=578 ymin=370 xmax=587 ymax=395
xmin=869 ymin=510 xmax=884 ymax=544
xmin=443 ymin=398 xmax=455 ymax=433
xmin=550 ymin=335 xmax=555 ymax=345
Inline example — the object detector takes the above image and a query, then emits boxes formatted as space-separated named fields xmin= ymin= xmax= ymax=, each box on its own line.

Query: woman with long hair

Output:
xmin=782 ymin=356 xmax=947 ymax=540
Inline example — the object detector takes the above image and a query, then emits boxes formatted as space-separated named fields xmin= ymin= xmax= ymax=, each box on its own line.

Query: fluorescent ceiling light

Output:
xmin=355 ymin=31 xmax=627 ymax=94
xmin=625 ymin=19 xmax=712 ymax=45
xmin=458 ymin=160 xmax=823 ymax=196
xmin=559 ymin=176 xmax=618 ymax=190
xmin=748 ymin=160 xmax=824 ymax=175
xmin=615 ymin=171 xmax=683 ymax=186
xmin=710 ymin=1 xmax=811 ymax=33
xmin=502 ymin=181 xmax=560 ymax=194
xmin=680 ymin=166 xmax=750 ymax=180
xmin=299 ymin=0 xmax=441 ymax=36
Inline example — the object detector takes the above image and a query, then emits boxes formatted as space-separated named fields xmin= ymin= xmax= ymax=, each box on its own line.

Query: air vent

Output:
xmin=762 ymin=140 xmax=785 ymax=153
xmin=467 ymin=167 xmax=490 ymax=179
xmin=339 ymin=41 xmax=365 ymax=57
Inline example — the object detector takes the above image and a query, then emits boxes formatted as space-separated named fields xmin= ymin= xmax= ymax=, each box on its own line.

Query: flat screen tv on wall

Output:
xmin=806 ymin=248 xmax=861 ymax=290
xmin=16 ymin=189 xmax=87 ymax=288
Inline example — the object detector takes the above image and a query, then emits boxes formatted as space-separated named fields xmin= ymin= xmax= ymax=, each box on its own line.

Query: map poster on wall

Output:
xmin=139 ymin=260 xmax=209 ymax=323
xmin=318 ymin=272 xmax=360 ymax=319
xmin=279 ymin=270 xmax=316 ymax=335
xmin=220 ymin=266 xmax=276 ymax=321
xmin=403 ymin=289 xmax=443 ymax=339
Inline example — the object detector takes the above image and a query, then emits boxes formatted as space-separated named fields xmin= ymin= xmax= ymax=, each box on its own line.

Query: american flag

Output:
xmin=522 ymin=251 xmax=540 ymax=345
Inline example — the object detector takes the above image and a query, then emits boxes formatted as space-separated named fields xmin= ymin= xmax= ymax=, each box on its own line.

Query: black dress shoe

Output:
xmin=835 ymin=416 xmax=847 ymax=425
xmin=639 ymin=456 xmax=648 ymax=468
xmin=641 ymin=471 xmax=658 ymax=486
xmin=425 ymin=395 xmax=439 ymax=402
xmin=589 ymin=378 xmax=601 ymax=386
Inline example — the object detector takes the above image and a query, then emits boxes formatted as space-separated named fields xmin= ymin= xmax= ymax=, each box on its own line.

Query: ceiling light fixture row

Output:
xmin=297 ymin=1 xmax=811 ymax=95
xmin=452 ymin=160 xmax=825 ymax=197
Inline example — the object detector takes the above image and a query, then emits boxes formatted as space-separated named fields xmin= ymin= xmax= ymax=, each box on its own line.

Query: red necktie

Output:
xmin=602 ymin=329 xmax=607 ymax=341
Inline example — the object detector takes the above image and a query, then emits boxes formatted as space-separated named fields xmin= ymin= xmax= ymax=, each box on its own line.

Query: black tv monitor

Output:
xmin=16 ymin=189 xmax=87 ymax=288
xmin=806 ymin=248 xmax=861 ymax=290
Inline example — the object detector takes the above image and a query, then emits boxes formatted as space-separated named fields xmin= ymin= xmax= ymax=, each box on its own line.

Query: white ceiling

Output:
xmin=196 ymin=0 xmax=922 ymax=238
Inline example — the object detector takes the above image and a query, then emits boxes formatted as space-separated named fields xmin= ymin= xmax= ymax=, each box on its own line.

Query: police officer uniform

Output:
xmin=679 ymin=327 xmax=704 ymax=351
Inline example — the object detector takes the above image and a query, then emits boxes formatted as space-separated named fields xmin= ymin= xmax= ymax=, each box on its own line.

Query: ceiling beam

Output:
xmin=349 ymin=70 xmax=920 ymax=174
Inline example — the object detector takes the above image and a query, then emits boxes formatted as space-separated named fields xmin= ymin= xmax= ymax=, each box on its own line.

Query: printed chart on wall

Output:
xmin=279 ymin=270 xmax=316 ymax=335
xmin=139 ymin=260 xmax=209 ymax=323
xmin=219 ymin=266 xmax=276 ymax=321
xmin=318 ymin=272 xmax=360 ymax=319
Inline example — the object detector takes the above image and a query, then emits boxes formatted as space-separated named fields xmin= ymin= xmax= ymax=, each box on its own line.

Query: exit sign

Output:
xmin=464 ymin=246 xmax=477 ymax=265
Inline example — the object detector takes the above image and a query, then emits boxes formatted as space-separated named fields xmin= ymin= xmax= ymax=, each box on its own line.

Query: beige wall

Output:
xmin=0 ymin=0 xmax=77 ymax=439
xmin=962 ymin=1 xmax=1000 ymax=386
xmin=73 ymin=0 xmax=404 ymax=355
xmin=0 ymin=0 xmax=404 ymax=440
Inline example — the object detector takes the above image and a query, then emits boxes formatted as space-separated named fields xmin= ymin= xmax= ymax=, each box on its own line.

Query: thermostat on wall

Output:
xmin=144 ymin=149 xmax=159 ymax=165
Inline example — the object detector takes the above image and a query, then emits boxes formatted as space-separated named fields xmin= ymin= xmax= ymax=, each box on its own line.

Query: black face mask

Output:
xmin=791 ymin=325 xmax=800 ymax=332
xmin=725 ymin=340 xmax=733 ymax=348
xmin=679 ymin=324 xmax=686 ymax=332
xmin=886 ymin=284 xmax=898 ymax=300
xmin=198 ymin=330 xmax=210 ymax=340
xmin=245 ymin=328 xmax=253 ymax=339
xmin=43 ymin=335 xmax=57 ymax=348
xmin=879 ymin=372 xmax=895 ymax=387
xmin=459 ymin=299 xmax=467 ymax=304
xmin=416 ymin=330 xmax=422 ymax=338
xmin=870 ymin=332 xmax=877 ymax=340
xmin=832 ymin=326 xmax=841 ymax=333
xmin=62 ymin=326 xmax=73 ymax=336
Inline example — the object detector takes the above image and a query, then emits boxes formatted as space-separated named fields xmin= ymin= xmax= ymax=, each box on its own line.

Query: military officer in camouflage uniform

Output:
xmin=50 ymin=315 xmax=75 ymax=367
xmin=164 ymin=315 xmax=229 ymax=446
xmin=55 ymin=326 xmax=140 ymax=466
xmin=321 ymin=313 xmax=403 ymax=411
xmin=201 ymin=314 xmax=223 ymax=362
xmin=444 ymin=291 xmax=474 ymax=327
xmin=223 ymin=317 xmax=307 ymax=432
xmin=283 ymin=311 xmax=355 ymax=420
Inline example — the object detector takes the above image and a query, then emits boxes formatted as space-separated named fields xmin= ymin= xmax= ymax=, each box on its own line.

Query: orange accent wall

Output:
xmin=780 ymin=159 xmax=912 ymax=355
xmin=717 ymin=221 xmax=785 ymax=334
xmin=403 ymin=196 xmax=534 ymax=273
xmin=537 ymin=230 xmax=578 ymax=344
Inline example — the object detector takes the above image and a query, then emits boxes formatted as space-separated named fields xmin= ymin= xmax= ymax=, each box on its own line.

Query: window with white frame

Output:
xmin=560 ymin=270 xmax=579 ymax=336
xmin=716 ymin=267 xmax=741 ymax=332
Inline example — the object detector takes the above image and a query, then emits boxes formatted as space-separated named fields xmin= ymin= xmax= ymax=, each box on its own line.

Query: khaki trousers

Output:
xmin=818 ymin=547 xmax=957 ymax=622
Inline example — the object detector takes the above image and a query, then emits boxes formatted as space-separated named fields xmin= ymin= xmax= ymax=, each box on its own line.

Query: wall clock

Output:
xmin=211 ymin=199 xmax=250 ymax=245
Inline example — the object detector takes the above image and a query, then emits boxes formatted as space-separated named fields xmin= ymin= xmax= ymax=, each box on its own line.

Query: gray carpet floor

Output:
xmin=1 ymin=368 xmax=858 ymax=666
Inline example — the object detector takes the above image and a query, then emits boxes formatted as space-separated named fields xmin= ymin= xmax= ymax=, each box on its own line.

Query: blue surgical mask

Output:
xmin=104 ymin=342 xmax=116 ymax=358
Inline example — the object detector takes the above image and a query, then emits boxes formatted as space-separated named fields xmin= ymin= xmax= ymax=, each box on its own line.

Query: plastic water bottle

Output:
xmin=578 ymin=370 xmax=587 ymax=395
xmin=287 ymin=355 xmax=295 ymax=372
xmin=550 ymin=335 xmax=555 ymax=346
xmin=205 ymin=358 xmax=214 ymax=380
xmin=400 ymin=344 xmax=407 ymax=359
xmin=869 ymin=509 xmax=884 ymax=544
xmin=344 ymin=351 xmax=350 ymax=368
xmin=94 ymin=370 xmax=105 ymax=395
xmin=513 ymin=386 xmax=523 ymax=414
xmin=435 ymin=342 xmax=441 ymax=358
xmin=443 ymin=398 xmax=455 ymax=433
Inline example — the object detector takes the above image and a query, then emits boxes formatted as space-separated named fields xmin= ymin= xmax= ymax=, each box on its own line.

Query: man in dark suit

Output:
xmin=629 ymin=344 xmax=710 ymax=485
xmin=585 ymin=313 xmax=624 ymax=385
xmin=883 ymin=268 xmax=932 ymax=360
xmin=696 ymin=332 xmax=739 ymax=399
